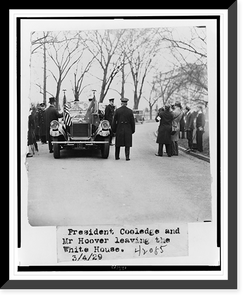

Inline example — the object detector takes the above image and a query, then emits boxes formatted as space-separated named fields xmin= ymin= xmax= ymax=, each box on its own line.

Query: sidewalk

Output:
xmin=178 ymin=146 xmax=210 ymax=163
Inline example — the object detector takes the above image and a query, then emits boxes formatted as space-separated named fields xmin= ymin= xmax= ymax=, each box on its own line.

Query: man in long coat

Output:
xmin=155 ymin=104 xmax=173 ymax=157
xmin=38 ymin=102 xmax=47 ymax=144
xmin=171 ymin=101 xmax=183 ymax=156
xmin=196 ymin=104 xmax=206 ymax=152
xmin=44 ymin=97 xmax=63 ymax=153
xmin=112 ymin=98 xmax=135 ymax=161
xmin=184 ymin=104 xmax=197 ymax=152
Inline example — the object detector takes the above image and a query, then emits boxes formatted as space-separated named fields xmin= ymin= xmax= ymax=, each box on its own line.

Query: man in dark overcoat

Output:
xmin=184 ymin=104 xmax=197 ymax=152
xmin=112 ymin=98 xmax=135 ymax=161
xmin=38 ymin=103 xmax=47 ymax=144
xmin=104 ymin=98 xmax=116 ymax=145
xmin=196 ymin=104 xmax=206 ymax=152
xmin=155 ymin=104 xmax=173 ymax=157
xmin=44 ymin=97 xmax=63 ymax=153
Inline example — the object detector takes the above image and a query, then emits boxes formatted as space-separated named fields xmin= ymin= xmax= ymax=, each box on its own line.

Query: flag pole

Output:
xmin=92 ymin=89 xmax=97 ymax=113
xmin=62 ymin=89 xmax=67 ymax=105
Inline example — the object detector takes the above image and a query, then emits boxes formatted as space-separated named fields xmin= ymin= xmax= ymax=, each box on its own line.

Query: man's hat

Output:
xmin=109 ymin=98 xmax=114 ymax=102
xmin=174 ymin=101 xmax=182 ymax=109
xmin=49 ymin=97 xmax=56 ymax=104
xmin=120 ymin=97 xmax=129 ymax=102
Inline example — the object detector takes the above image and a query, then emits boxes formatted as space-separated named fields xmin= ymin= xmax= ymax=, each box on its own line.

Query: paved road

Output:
xmin=27 ymin=122 xmax=212 ymax=226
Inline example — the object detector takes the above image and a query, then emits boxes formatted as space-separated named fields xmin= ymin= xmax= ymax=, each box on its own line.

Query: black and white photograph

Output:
xmin=9 ymin=7 xmax=239 ymax=288
xmin=26 ymin=24 xmax=212 ymax=227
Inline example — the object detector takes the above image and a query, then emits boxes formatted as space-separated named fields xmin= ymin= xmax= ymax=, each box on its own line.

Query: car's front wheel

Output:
xmin=101 ymin=138 xmax=110 ymax=159
xmin=53 ymin=138 xmax=60 ymax=159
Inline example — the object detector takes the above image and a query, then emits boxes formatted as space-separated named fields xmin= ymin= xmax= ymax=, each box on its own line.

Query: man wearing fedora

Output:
xmin=184 ymin=104 xmax=197 ymax=152
xmin=112 ymin=98 xmax=135 ymax=161
xmin=104 ymin=98 xmax=116 ymax=145
xmin=44 ymin=97 xmax=63 ymax=153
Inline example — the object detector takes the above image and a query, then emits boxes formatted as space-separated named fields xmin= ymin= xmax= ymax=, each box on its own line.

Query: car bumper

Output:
xmin=51 ymin=140 xmax=109 ymax=144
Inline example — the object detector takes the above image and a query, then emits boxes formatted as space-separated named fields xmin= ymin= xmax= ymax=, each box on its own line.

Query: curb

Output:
xmin=178 ymin=146 xmax=210 ymax=163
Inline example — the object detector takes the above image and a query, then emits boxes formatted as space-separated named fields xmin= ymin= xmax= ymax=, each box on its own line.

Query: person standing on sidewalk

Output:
xmin=26 ymin=107 xmax=36 ymax=157
xmin=112 ymin=98 xmax=135 ymax=161
xmin=196 ymin=104 xmax=206 ymax=152
xmin=184 ymin=104 xmax=197 ymax=152
xmin=171 ymin=101 xmax=183 ymax=156
xmin=38 ymin=102 xmax=47 ymax=144
xmin=155 ymin=104 xmax=173 ymax=157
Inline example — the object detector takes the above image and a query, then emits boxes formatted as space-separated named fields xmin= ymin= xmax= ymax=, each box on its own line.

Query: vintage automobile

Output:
xmin=133 ymin=109 xmax=145 ymax=124
xmin=50 ymin=99 xmax=111 ymax=159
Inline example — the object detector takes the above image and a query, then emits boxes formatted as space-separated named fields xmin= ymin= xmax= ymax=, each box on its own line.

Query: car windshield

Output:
xmin=67 ymin=101 xmax=89 ymax=117
xmin=65 ymin=100 xmax=99 ymax=121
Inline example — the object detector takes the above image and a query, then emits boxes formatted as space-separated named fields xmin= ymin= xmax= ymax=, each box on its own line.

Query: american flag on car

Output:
xmin=63 ymin=103 xmax=72 ymax=126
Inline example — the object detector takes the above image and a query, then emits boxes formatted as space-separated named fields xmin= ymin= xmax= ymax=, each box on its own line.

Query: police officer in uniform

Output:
xmin=104 ymin=98 xmax=116 ymax=145
xmin=112 ymin=98 xmax=135 ymax=161
xmin=44 ymin=97 xmax=63 ymax=153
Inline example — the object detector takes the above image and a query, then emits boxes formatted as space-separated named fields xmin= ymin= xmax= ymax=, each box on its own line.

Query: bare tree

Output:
xmin=47 ymin=31 xmax=84 ymax=108
xmin=120 ymin=53 xmax=130 ymax=99
xmin=158 ymin=27 xmax=207 ymax=59
xmin=82 ymin=29 xmax=127 ymax=102
xmin=31 ymin=31 xmax=54 ymax=105
xmin=126 ymin=28 xmax=161 ymax=109
xmin=31 ymin=31 xmax=53 ymax=55
xmin=71 ymin=52 xmax=96 ymax=101
xmin=157 ymin=27 xmax=208 ymax=101
xmin=35 ymin=82 xmax=54 ymax=99
xmin=152 ymin=68 xmax=190 ymax=106
xmin=143 ymin=81 xmax=160 ymax=120
xmin=108 ymin=53 xmax=131 ymax=99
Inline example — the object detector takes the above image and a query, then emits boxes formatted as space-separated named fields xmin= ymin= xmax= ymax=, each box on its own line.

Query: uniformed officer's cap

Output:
xmin=120 ymin=97 xmax=129 ymax=102
xmin=109 ymin=98 xmax=114 ymax=102
xmin=49 ymin=97 xmax=56 ymax=104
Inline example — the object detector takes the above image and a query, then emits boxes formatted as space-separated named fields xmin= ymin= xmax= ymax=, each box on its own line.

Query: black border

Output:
xmin=5 ymin=3 xmax=237 ymax=289
xmin=17 ymin=17 xmax=21 ymax=250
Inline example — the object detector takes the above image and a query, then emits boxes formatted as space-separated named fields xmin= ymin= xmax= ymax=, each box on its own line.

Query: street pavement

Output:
xmin=27 ymin=122 xmax=212 ymax=226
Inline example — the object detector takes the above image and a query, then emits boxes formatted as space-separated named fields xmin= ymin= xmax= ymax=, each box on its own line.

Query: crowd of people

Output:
xmin=155 ymin=101 xmax=206 ymax=157
xmin=26 ymin=96 xmax=206 ymax=160
xmin=27 ymin=103 xmax=46 ymax=157
xmin=26 ymin=97 xmax=62 ymax=157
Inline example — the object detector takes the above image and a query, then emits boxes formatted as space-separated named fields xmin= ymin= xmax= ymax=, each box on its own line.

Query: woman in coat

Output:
xmin=155 ymin=104 xmax=173 ymax=157
xmin=27 ymin=108 xmax=36 ymax=157
xmin=171 ymin=101 xmax=183 ymax=156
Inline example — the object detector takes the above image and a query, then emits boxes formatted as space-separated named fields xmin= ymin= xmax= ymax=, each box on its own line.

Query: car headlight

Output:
xmin=50 ymin=120 xmax=59 ymax=130
xmin=101 ymin=120 xmax=110 ymax=130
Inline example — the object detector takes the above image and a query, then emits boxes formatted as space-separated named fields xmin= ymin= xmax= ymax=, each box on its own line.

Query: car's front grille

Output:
xmin=71 ymin=123 xmax=90 ymax=138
